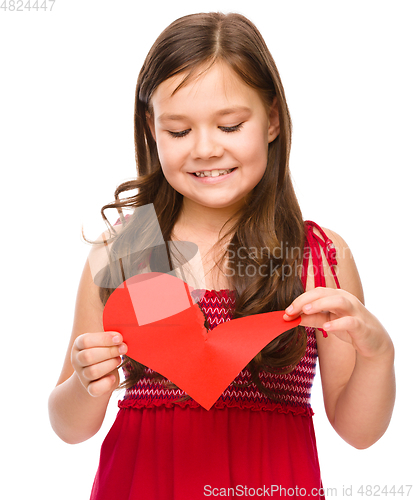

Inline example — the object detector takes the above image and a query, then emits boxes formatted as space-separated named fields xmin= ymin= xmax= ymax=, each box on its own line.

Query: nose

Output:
xmin=191 ymin=130 xmax=224 ymax=160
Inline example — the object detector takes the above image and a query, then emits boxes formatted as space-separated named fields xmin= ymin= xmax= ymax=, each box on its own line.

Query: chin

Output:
xmin=195 ymin=197 xmax=245 ymax=211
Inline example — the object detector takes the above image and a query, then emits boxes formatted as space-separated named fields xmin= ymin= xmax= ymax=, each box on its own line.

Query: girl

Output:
xmin=48 ymin=12 xmax=395 ymax=499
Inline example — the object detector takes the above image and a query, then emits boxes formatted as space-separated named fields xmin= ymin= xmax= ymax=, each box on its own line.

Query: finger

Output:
xmin=76 ymin=344 xmax=128 ymax=368
xmin=283 ymin=287 xmax=336 ymax=320
xmin=323 ymin=315 xmax=362 ymax=334
xmin=74 ymin=331 xmax=123 ymax=351
xmin=87 ymin=373 xmax=118 ymax=398
xmin=298 ymin=294 xmax=356 ymax=318
xmin=284 ymin=288 xmax=352 ymax=320
xmin=297 ymin=311 xmax=332 ymax=329
xmin=82 ymin=357 xmax=122 ymax=382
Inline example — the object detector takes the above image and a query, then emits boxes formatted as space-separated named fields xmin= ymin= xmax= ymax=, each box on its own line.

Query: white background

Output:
xmin=1 ymin=0 xmax=413 ymax=498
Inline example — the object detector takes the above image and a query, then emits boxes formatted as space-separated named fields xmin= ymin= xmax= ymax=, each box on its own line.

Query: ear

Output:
xmin=146 ymin=111 xmax=157 ymax=142
xmin=267 ymin=96 xmax=280 ymax=143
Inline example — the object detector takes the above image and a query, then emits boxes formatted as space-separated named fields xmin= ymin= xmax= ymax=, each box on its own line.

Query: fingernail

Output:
xmin=112 ymin=335 xmax=121 ymax=344
xmin=286 ymin=305 xmax=293 ymax=314
xmin=303 ymin=304 xmax=312 ymax=311
xmin=323 ymin=323 xmax=331 ymax=330
xmin=119 ymin=344 xmax=128 ymax=354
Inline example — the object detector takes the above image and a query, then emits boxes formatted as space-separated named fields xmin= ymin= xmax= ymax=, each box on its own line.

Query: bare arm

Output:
xmin=48 ymin=259 xmax=128 ymax=444
xmin=284 ymin=228 xmax=395 ymax=449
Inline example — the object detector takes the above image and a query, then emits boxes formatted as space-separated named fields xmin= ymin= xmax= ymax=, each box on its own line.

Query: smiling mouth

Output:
xmin=191 ymin=168 xmax=236 ymax=178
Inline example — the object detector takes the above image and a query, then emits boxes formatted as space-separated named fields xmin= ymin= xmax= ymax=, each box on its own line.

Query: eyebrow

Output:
xmin=158 ymin=106 xmax=252 ymax=123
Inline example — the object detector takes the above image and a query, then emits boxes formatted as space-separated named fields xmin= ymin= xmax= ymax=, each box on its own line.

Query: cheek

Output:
xmin=156 ymin=137 xmax=184 ymax=174
xmin=236 ymin=127 xmax=269 ymax=173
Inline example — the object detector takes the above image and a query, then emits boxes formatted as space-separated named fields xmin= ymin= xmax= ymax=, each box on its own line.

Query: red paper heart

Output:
xmin=103 ymin=273 xmax=301 ymax=410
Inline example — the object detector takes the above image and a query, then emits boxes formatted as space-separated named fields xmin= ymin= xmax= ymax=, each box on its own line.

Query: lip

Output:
xmin=188 ymin=168 xmax=237 ymax=184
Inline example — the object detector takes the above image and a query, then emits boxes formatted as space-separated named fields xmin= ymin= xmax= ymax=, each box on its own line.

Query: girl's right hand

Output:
xmin=71 ymin=332 xmax=128 ymax=397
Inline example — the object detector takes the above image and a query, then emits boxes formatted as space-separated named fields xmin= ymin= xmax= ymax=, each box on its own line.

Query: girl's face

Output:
xmin=147 ymin=61 xmax=279 ymax=213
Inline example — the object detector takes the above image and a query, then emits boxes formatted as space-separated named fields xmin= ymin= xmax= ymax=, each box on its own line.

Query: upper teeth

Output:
xmin=194 ymin=169 xmax=233 ymax=177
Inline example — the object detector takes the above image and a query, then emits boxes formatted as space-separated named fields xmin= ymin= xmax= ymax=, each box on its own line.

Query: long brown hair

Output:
xmin=98 ymin=12 xmax=307 ymax=399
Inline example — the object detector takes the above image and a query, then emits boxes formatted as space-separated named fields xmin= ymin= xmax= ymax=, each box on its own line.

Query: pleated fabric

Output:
xmin=91 ymin=405 xmax=324 ymax=499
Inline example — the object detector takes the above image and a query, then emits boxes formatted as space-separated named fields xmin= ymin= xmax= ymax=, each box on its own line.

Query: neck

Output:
xmin=175 ymin=197 xmax=242 ymax=240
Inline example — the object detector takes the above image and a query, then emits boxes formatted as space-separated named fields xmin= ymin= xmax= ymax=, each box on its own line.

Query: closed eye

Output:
xmin=219 ymin=122 xmax=244 ymax=133
xmin=168 ymin=129 xmax=191 ymax=139
xmin=167 ymin=122 xmax=244 ymax=139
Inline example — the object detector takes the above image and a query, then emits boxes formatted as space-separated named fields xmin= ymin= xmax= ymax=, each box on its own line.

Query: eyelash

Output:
xmin=167 ymin=122 xmax=244 ymax=139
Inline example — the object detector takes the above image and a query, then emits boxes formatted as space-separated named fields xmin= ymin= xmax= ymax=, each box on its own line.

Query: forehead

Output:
xmin=150 ymin=61 xmax=265 ymax=118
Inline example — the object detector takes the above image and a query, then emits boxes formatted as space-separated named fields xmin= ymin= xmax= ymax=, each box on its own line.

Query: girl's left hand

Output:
xmin=284 ymin=287 xmax=392 ymax=359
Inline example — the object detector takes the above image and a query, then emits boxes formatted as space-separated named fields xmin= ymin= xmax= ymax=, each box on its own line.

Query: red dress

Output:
xmin=90 ymin=221 xmax=339 ymax=499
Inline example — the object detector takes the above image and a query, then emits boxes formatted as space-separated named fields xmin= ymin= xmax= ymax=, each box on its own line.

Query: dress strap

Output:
xmin=301 ymin=221 xmax=341 ymax=338
xmin=301 ymin=220 xmax=341 ymax=290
